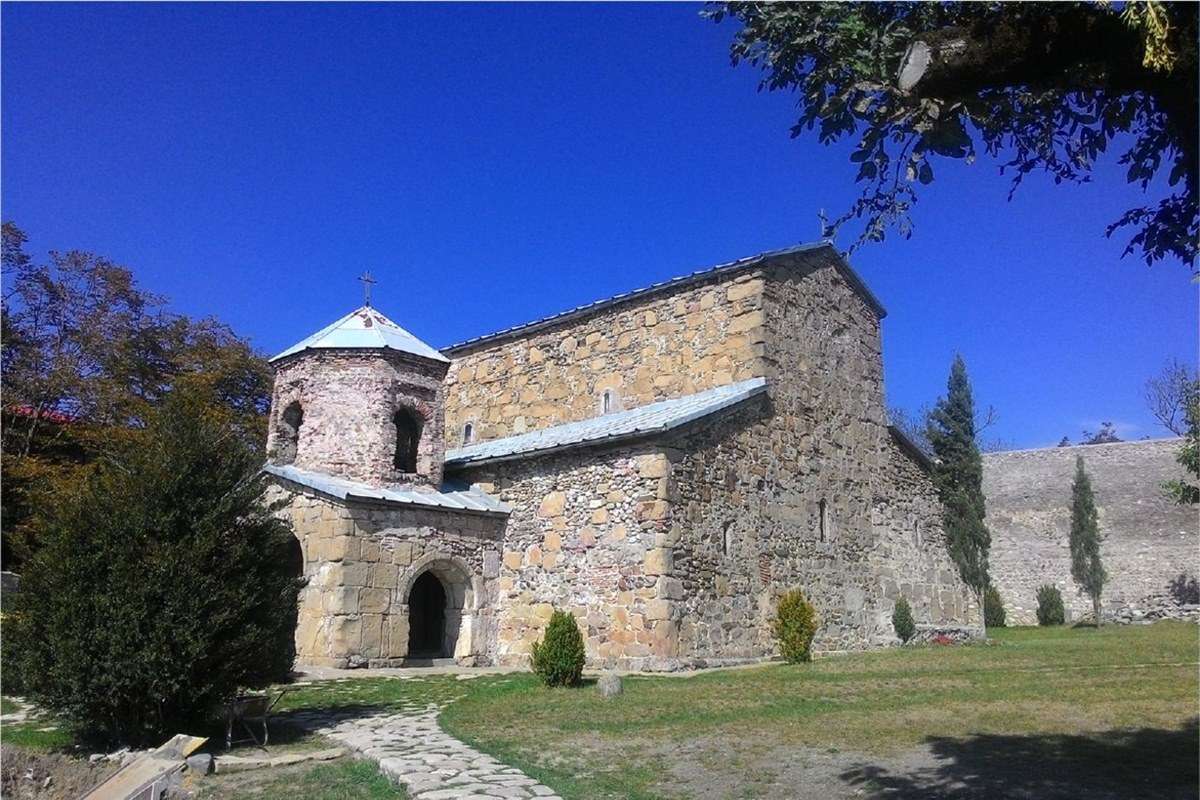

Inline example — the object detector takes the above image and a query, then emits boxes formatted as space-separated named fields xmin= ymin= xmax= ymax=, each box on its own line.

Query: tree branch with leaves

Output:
xmin=708 ymin=1 xmax=1198 ymax=269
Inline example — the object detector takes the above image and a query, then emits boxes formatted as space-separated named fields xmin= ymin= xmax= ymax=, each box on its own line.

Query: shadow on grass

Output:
xmin=840 ymin=719 xmax=1199 ymax=800
xmin=198 ymin=702 xmax=396 ymax=755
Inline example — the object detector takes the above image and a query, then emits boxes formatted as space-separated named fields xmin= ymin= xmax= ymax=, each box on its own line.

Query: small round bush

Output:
xmin=983 ymin=585 xmax=1007 ymax=628
xmin=1036 ymin=585 xmax=1066 ymax=626
xmin=892 ymin=597 xmax=916 ymax=643
xmin=531 ymin=610 xmax=585 ymax=687
xmin=772 ymin=589 xmax=819 ymax=663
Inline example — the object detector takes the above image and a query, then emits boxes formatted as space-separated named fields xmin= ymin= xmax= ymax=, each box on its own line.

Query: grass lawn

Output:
xmin=4 ymin=623 xmax=1196 ymax=799
xmin=195 ymin=758 xmax=407 ymax=800
xmin=438 ymin=622 xmax=1199 ymax=799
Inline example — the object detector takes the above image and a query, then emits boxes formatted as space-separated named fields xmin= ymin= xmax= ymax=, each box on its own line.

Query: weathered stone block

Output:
xmin=360 ymin=587 xmax=392 ymax=614
xmin=538 ymin=491 xmax=566 ymax=518
xmin=645 ymin=599 xmax=672 ymax=620
xmin=326 ymin=536 xmax=360 ymax=562
xmin=636 ymin=453 xmax=670 ymax=479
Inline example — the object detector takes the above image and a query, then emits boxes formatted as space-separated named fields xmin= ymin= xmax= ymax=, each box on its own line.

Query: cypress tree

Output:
xmin=926 ymin=355 xmax=991 ymax=621
xmin=1069 ymin=456 xmax=1107 ymax=625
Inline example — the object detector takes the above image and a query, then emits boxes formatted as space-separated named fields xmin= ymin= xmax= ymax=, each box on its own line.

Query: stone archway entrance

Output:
xmin=401 ymin=555 xmax=474 ymax=664
xmin=407 ymin=572 xmax=449 ymax=657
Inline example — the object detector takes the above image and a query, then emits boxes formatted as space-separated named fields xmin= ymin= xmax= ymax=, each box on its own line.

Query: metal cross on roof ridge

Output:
xmin=358 ymin=271 xmax=377 ymax=306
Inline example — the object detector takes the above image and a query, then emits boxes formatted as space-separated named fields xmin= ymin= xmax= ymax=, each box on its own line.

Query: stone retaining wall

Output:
xmin=983 ymin=438 xmax=1197 ymax=624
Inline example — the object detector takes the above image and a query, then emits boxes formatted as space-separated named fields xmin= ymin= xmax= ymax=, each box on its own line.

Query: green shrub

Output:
xmin=531 ymin=610 xmax=585 ymax=687
xmin=772 ymin=589 xmax=819 ymax=663
xmin=983 ymin=585 xmax=1007 ymax=628
xmin=1036 ymin=585 xmax=1066 ymax=626
xmin=892 ymin=597 xmax=916 ymax=643
xmin=6 ymin=390 xmax=301 ymax=746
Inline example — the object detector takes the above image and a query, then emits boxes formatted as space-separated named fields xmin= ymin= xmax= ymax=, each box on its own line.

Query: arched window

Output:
xmin=722 ymin=521 xmax=734 ymax=556
xmin=601 ymin=388 xmax=616 ymax=415
xmin=393 ymin=408 xmax=422 ymax=473
xmin=819 ymin=499 xmax=830 ymax=543
xmin=277 ymin=401 xmax=303 ymax=465
xmin=462 ymin=421 xmax=475 ymax=445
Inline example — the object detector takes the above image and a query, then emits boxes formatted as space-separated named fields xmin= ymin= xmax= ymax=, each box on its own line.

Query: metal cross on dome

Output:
xmin=358 ymin=271 xmax=377 ymax=306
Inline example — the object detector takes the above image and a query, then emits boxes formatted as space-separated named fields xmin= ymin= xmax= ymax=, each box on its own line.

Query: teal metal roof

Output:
xmin=271 ymin=305 xmax=449 ymax=364
xmin=445 ymin=377 xmax=768 ymax=468
xmin=263 ymin=463 xmax=509 ymax=516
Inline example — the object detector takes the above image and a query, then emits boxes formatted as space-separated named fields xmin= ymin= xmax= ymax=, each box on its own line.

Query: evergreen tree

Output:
xmin=6 ymin=385 xmax=300 ymax=745
xmin=1069 ymin=456 xmax=1107 ymax=625
xmin=926 ymin=356 xmax=991 ymax=620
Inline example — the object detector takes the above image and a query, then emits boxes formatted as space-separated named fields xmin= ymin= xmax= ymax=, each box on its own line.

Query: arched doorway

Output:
xmin=401 ymin=556 xmax=474 ymax=663
xmin=407 ymin=571 xmax=449 ymax=658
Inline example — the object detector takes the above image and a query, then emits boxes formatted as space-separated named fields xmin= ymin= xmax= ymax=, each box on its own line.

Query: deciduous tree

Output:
xmin=1 ymin=223 xmax=271 ymax=565
xmin=708 ymin=2 xmax=1198 ymax=268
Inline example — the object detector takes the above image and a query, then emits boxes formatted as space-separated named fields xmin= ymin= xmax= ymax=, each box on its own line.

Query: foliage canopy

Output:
xmin=708 ymin=2 xmax=1198 ymax=268
xmin=1069 ymin=456 xmax=1107 ymax=624
xmin=773 ymin=588 xmax=820 ymax=663
xmin=892 ymin=597 xmax=916 ymax=643
xmin=1036 ymin=585 xmax=1066 ymax=626
xmin=926 ymin=356 xmax=991 ymax=600
xmin=531 ymin=610 xmax=586 ymax=687
xmin=1 ymin=222 xmax=271 ymax=566
xmin=5 ymin=388 xmax=301 ymax=746
xmin=983 ymin=585 xmax=1007 ymax=628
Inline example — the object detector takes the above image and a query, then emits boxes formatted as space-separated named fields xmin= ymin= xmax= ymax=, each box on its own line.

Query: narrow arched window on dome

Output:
xmin=393 ymin=408 xmax=422 ymax=473
xmin=819 ymin=499 xmax=830 ymax=543
xmin=277 ymin=401 xmax=303 ymax=465
xmin=462 ymin=421 xmax=475 ymax=445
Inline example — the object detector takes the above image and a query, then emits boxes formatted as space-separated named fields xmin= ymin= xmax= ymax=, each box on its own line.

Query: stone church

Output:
xmin=263 ymin=242 xmax=980 ymax=671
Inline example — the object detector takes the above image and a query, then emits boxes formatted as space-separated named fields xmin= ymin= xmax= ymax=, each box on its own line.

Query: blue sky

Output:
xmin=2 ymin=3 xmax=1195 ymax=449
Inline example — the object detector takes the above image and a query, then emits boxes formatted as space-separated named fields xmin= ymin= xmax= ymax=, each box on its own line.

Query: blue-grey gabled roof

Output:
xmin=442 ymin=241 xmax=885 ymax=354
xmin=271 ymin=305 xmax=449 ymax=364
xmin=445 ymin=377 xmax=768 ymax=469
xmin=263 ymin=463 xmax=509 ymax=516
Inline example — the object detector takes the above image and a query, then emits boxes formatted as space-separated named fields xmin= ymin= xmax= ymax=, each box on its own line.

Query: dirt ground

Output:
xmin=655 ymin=723 xmax=1200 ymax=800
xmin=0 ymin=745 xmax=118 ymax=800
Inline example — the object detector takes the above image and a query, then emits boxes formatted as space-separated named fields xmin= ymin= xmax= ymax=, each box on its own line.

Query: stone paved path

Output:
xmin=290 ymin=703 xmax=562 ymax=800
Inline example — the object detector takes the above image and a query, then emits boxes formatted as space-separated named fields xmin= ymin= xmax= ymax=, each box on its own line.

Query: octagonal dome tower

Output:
xmin=266 ymin=305 xmax=450 ymax=488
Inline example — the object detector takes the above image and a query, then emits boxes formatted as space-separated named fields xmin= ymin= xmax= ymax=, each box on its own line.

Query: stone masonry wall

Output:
xmin=657 ymin=259 xmax=977 ymax=662
xmin=266 ymin=479 xmax=503 ymax=668
xmin=442 ymin=268 xmax=768 ymax=446
xmin=869 ymin=436 xmax=980 ymax=639
xmin=269 ymin=350 xmax=449 ymax=488
xmin=442 ymin=252 xmax=979 ymax=666
xmin=983 ymin=438 xmax=1197 ymax=624
xmin=454 ymin=443 xmax=675 ymax=671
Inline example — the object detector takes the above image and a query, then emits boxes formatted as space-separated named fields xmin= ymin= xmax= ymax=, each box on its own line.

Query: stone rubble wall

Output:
xmin=455 ymin=443 xmax=676 ymax=671
xmin=269 ymin=350 xmax=449 ymax=488
xmin=658 ymin=264 xmax=978 ymax=663
xmin=442 ymin=267 xmax=769 ymax=446
xmin=869 ymin=436 xmax=981 ymax=641
xmin=266 ymin=480 xmax=503 ymax=668
xmin=440 ymin=253 xmax=979 ymax=667
xmin=982 ymin=438 xmax=1197 ymax=625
